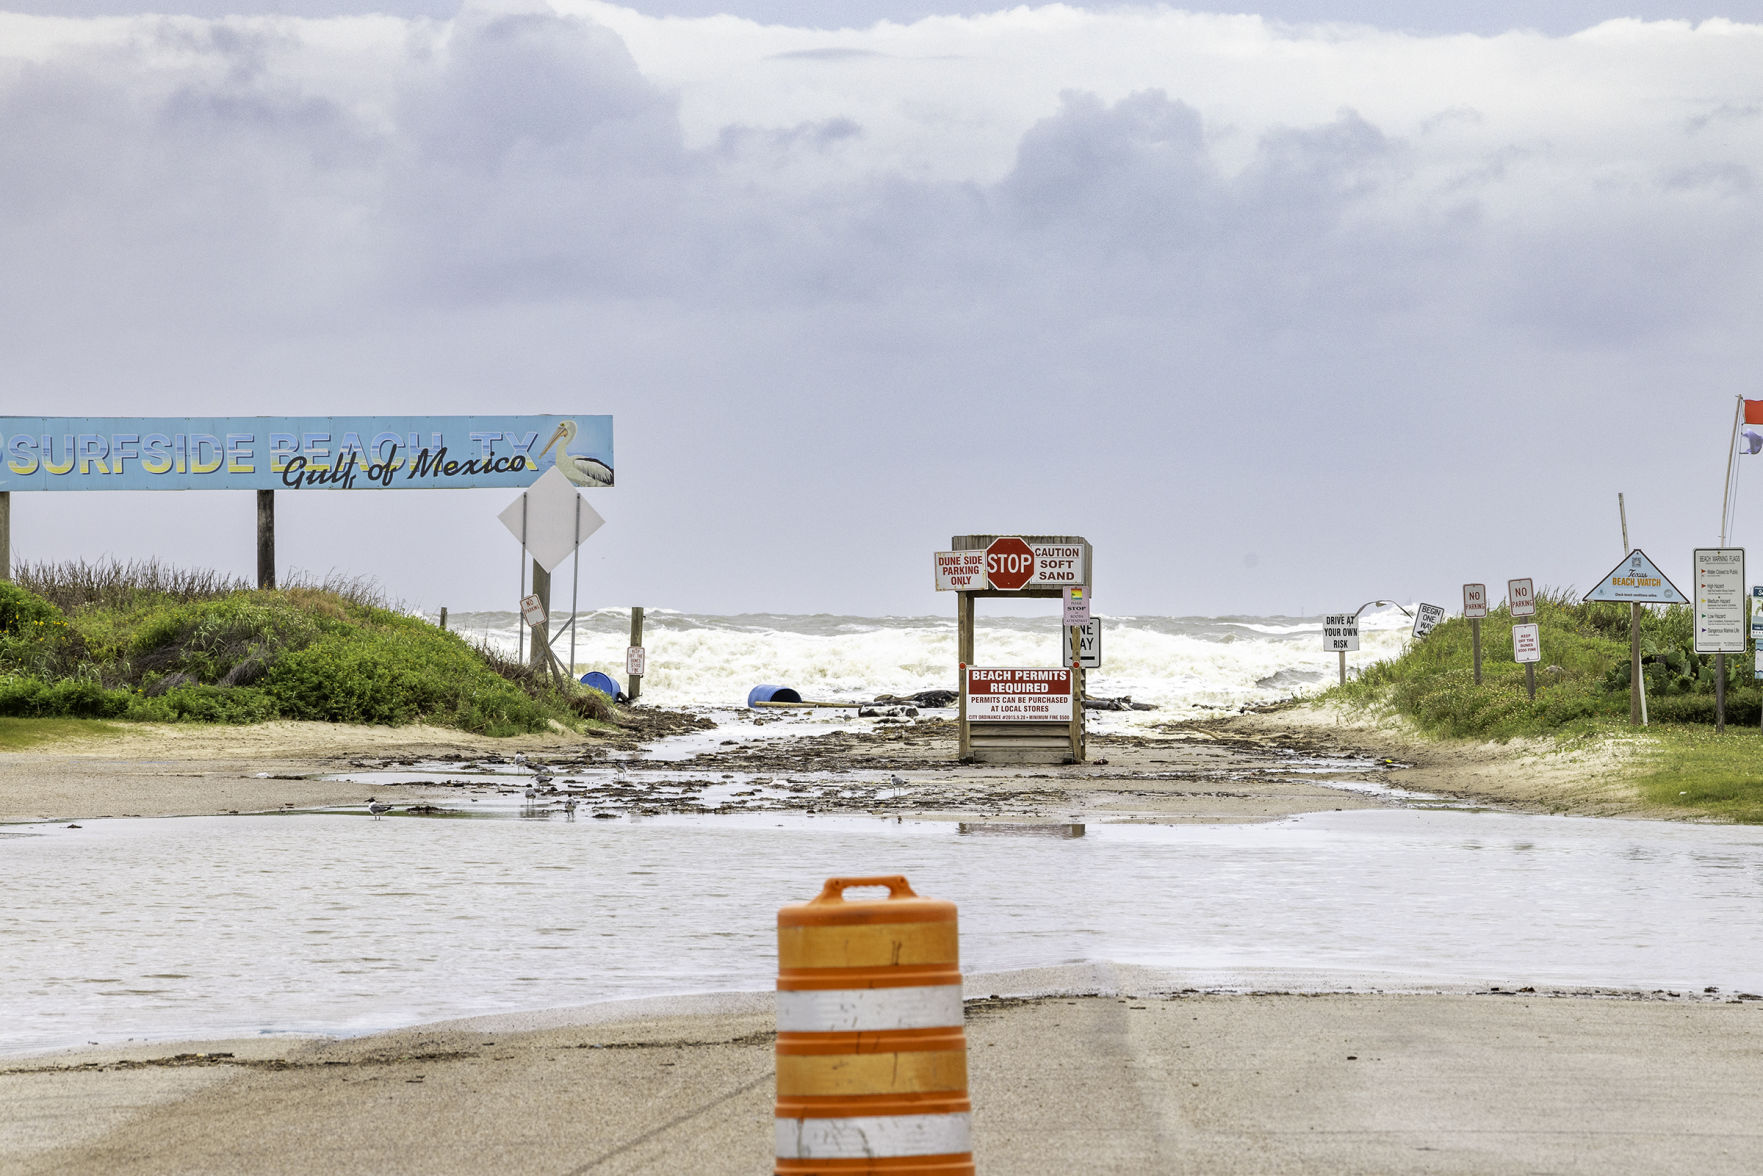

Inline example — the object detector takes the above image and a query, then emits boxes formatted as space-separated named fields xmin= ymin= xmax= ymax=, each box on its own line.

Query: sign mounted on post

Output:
xmin=1584 ymin=550 xmax=1688 ymax=604
xmin=1462 ymin=584 xmax=1488 ymax=619
xmin=520 ymin=594 xmax=548 ymax=628
xmin=0 ymin=415 xmax=614 ymax=492
xmin=625 ymin=646 xmax=647 ymax=677
xmin=1513 ymin=622 xmax=1541 ymax=664
xmin=1063 ymin=586 xmax=1090 ymax=625
xmin=979 ymin=537 xmax=1089 ymax=591
xmin=498 ymin=467 xmax=606 ymax=572
xmin=934 ymin=551 xmax=988 ymax=591
xmin=1694 ymin=548 xmax=1747 ymax=654
xmin=1411 ymin=603 xmax=1447 ymax=639
xmin=965 ymin=668 xmax=1074 ymax=722
xmin=1078 ymin=618 xmax=1101 ymax=669
xmin=1508 ymin=579 xmax=1536 ymax=617
xmin=1322 ymin=614 xmax=1359 ymax=652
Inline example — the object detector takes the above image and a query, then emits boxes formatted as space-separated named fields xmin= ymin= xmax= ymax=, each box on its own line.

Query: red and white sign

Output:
xmin=1508 ymin=578 xmax=1535 ymax=618
xmin=1032 ymin=543 xmax=1086 ymax=587
xmin=984 ymin=537 xmax=1036 ymax=591
xmin=625 ymin=646 xmax=646 ymax=677
xmin=1512 ymin=622 xmax=1541 ymax=664
xmin=980 ymin=537 xmax=1089 ymax=591
xmin=965 ymin=667 xmax=1074 ymax=722
xmin=520 ymin=594 xmax=547 ymax=627
xmin=1463 ymin=583 xmax=1488 ymax=619
xmin=934 ymin=550 xmax=988 ymax=591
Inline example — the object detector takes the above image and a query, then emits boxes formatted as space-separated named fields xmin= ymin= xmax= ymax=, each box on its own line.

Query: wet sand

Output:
xmin=0 ymin=702 xmax=1669 ymax=826
xmin=5 ymin=987 xmax=1762 ymax=1175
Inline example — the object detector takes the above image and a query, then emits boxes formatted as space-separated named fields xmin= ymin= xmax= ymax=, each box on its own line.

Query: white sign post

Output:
xmin=934 ymin=550 xmax=988 ymax=591
xmin=1463 ymin=583 xmax=1488 ymax=684
xmin=1078 ymin=618 xmax=1101 ymax=669
xmin=1508 ymin=578 xmax=1535 ymax=618
xmin=499 ymin=466 xmax=606 ymax=678
xmin=1695 ymin=548 xmax=1746 ymax=733
xmin=1323 ymin=613 xmax=1359 ymax=685
xmin=1513 ymin=622 xmax=1542 ymax=699
xmin=1411 ymin=603 xmax=1447 ymax=640
xmin=1586 ymin=549 xmax=1687 ymax=730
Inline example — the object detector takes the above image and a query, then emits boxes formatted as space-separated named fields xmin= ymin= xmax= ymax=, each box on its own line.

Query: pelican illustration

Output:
xmin=537 ymin=419 xmax=613 ymax=487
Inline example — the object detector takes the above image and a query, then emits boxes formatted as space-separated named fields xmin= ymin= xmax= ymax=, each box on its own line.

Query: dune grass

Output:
xmin=0 ymin=560 xmax=613 ymax=736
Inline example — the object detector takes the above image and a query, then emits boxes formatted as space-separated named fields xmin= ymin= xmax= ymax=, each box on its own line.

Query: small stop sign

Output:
xmin=985 ymin=536 xmax=1035 ymax=591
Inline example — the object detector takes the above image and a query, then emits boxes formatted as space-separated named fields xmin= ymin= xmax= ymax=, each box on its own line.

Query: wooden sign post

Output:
xmin=1462 ymin=583 xmax=1488 ymax=684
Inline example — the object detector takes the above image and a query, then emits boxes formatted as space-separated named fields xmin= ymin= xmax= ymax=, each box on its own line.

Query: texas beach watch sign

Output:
xmin=0 ymin=416 xmax=613 ymax=492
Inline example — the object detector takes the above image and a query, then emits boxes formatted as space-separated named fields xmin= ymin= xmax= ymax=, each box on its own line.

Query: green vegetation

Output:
xmin=1631 ymin=725 xmax=1763 ymax=823
xmin=0 ymin=559 xmax=612 ymax=736
xmin=0 ymin=716 xmax=124 ymax=750
xmin=1331 ymin=589 xmax=1758 ymax=740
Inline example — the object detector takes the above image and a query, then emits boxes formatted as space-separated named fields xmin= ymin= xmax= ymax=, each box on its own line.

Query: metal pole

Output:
xmin=1620 ymin=493 xmax=1643 ymax=727
xmin=1338 ymin=649 xmax=1346 ymax=686
xmin=568 ymin=497 xmax=581 ymax=681
xmin=628 ymin=606 xmax=644 ymax=702
xmin=1722 ymin=395 xmax=1742 ymax=547
xmin=1717 ymin=651 xmax=1727 ymax=734
xmin=255 ymin=489 xmax=275 ymax=589
xmin=1526 ymin=662 xmax=1536 ymax=702
xmin=1471 ymin=617 xmax=1482 ymax=685
xmin=517 ymin=496 xmax=527 ymax=664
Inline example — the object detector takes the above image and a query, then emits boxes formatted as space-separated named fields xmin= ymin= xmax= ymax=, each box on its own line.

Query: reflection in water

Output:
xmin=6 ymin=807 xmax=1763 ymax=1054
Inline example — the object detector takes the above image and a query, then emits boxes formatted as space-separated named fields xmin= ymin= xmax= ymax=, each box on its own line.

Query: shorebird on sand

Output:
xmin=367 ymin=798 xmax=392 ymax=820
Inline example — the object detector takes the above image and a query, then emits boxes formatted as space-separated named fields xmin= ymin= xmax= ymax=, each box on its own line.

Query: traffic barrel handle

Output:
xmin=811 ymin=876 xmax=917 ymax=902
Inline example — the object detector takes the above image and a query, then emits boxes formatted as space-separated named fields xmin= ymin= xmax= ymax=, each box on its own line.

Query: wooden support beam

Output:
xmin=0 ymin=491 xmax=9 ymax=583
xmin=256 ymin=490 xmax=275 ymax=589
xmin=627 ymin=606 xmax=644 ymax=702
xmin=529 ymin=561 xmax=551 ymax=672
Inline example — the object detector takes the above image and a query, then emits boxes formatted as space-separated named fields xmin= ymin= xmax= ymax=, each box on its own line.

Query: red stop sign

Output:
xmin=984 ymin=536 xmax=1036 ymax=591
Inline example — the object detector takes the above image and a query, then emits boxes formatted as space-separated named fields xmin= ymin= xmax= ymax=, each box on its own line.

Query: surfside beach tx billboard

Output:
xmin=0 ymin=416 xmax=614 ymax=492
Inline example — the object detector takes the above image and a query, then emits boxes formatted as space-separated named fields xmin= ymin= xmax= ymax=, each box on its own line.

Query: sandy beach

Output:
xmin=5 ymin=984 xmax=1763 ymax=1175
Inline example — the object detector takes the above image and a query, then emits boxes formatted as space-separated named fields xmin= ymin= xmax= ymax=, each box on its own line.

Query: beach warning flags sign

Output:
xmin=1584 ymin=549 xmax=1688 ymax=605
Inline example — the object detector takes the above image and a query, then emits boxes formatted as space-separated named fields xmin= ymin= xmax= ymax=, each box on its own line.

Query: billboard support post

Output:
xmin=256 ymin=490 xmax=275 ymax=589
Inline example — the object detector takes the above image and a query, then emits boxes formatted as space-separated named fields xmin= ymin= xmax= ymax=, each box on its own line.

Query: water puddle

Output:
xmin=7 ymin=807 xmax=1763 ymax=1055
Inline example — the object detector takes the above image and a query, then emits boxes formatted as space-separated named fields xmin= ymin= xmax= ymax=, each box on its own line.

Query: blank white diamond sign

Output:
xmin=498 ymin=466 xmax=605 ymax=572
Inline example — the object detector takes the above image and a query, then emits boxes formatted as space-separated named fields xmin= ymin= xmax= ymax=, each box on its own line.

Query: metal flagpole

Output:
xmin=1722 ymin=394 xmax=1743 ymax=546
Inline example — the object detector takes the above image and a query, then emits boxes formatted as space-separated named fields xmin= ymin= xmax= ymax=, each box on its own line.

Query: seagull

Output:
xmin=367 ymin=798 xmax=393 ymax=820
xmin=534 ymin=767 xmax=554 ymax=789
xmin=537 ymin=419 xmax=614 ymax=487
xmin=563 ymin=797 xmax=579 ymax=820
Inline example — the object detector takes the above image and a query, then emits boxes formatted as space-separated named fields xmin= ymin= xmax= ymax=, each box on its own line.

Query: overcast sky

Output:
xmin=2 ymin=1 xmax=1761 ymax=617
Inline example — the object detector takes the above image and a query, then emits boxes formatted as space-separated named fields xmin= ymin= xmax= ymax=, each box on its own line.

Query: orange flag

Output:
xmin=1746 ymin=399 xmax=1763 ymax=425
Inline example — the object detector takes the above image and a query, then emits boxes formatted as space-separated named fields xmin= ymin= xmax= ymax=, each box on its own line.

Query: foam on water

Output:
xmin=439 ymin=607 xmax=1415 ymax=724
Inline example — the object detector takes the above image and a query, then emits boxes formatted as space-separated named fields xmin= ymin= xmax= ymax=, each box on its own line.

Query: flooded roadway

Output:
xmin=6 ymin=800 xmax=1763 ymax=1055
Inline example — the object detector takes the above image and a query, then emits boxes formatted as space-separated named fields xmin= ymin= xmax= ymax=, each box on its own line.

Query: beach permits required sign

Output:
xmin=1463 ymin=584 xmax=1488 ymax=619
xmin=1508 ymin=578 xmax=1536 ymax=617
xmin=1322 ymin=614 xmax=1359 ymax=652
xmin=1513 ymin=622 xmax=1542 ymax=664
xmin=934 ymin=550 xmax=987 ymax=591
xmin=1412 ymin=603 xmax=1447 ymax=639
xmin=1584 ymin=549 xmax=1687 ymax=605
xmin=965 ymin=667 xmax=1074 ymax=722
xmin=1694 ymin=548 xmax=1747 ymax=654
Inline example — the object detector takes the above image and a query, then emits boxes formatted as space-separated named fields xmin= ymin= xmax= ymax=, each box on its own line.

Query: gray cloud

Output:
xmin=1 ymin=10 xmax=1760 ymax=614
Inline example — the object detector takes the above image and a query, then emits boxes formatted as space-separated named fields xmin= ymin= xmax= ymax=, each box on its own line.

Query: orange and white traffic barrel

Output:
xmin=775 ymin=875 xmax=974 ymax=1175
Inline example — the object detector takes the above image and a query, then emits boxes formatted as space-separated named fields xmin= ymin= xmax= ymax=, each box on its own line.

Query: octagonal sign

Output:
xmin=985 ymin=536 xmax=1036 ymax=591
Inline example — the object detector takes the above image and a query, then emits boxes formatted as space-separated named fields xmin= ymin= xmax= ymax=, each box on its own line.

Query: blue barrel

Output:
xmin=580 ymin=671 xmax=622 ymax=699
xmin=748 ymin=684 xmax=803 ymax=707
